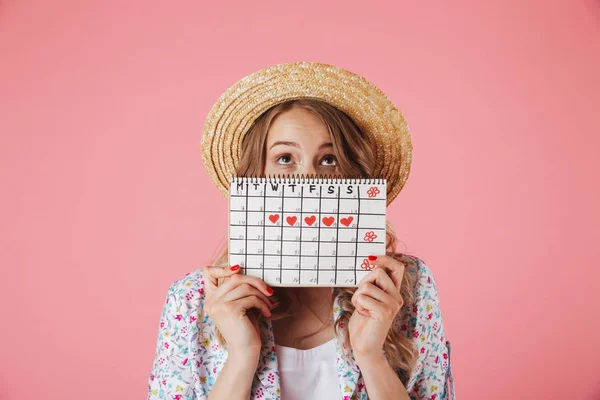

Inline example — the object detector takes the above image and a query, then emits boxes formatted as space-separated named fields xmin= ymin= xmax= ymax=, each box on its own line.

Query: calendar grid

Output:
xmin=230 ymin=194 xmax=383 ymax=201
xmin=227 ymin=252 xmax=385 ymax=257
xmin=298 ymin=185 xmax=303 ymax=284
xmin=229 ymin=178 xmax=387 ymax=286
xmin=334 ymin=186 xmax=341 ymax=284
xmin=317 ymin=185 xmax=322 ymax=284
xmin=279 ymin=184 xmax=285 ymax=284
xmin=244 ymin=183 xmax=248 ymax=276
xmin=230 ymin=210 xmax=384 ymax=216
xmin=230 ymin=238 xmax=384 ymax=244
xmin=354 ymin=185 xmax=361 ymax=284
xmin=261 ymin=185 xmax=266 ymax=281
xmin=230 ymin=224 xmax=385 ymax=230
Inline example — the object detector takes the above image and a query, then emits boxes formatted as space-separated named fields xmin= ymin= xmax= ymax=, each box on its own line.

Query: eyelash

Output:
xmin=321 ymin=155 xmax=337 ymax=165
xmin=275 ymin=154 xmax=292 ymax=164
xmin=275 ymin=153 xmax=337 ymax=166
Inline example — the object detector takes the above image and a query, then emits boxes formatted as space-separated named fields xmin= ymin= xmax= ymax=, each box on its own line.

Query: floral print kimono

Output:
xmin=147 ymin=254 xmax=456 ymax=399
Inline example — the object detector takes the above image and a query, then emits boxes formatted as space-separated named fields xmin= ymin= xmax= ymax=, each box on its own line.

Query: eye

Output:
xmin=320 ymin=154 xmax=337 ymax=166
xmin=276 ymin=153 xmax=294 ymax=165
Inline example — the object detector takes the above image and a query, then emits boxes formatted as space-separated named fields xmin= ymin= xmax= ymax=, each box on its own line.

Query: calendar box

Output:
xmin=229 ymin=177 xmax=386 ymax=286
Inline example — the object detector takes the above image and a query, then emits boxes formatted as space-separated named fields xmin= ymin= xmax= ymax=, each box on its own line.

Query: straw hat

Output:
xmin=201 ymin=61 xmax=413 ymax=206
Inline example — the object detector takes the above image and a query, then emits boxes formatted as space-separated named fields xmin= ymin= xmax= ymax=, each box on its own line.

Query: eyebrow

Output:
xmin=268 ymin=141 xmax=333 ymax=150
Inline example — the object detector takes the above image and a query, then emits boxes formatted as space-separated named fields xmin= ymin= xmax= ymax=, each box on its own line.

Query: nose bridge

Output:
xmin=298 ymin=159 xmax=317 ymax=176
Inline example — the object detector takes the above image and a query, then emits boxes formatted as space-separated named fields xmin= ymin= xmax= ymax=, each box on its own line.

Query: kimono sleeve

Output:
xmin=147 ymin=276 xmax=201 ymax=400
xmin=403 ymin=258 xmax=456 ymax=400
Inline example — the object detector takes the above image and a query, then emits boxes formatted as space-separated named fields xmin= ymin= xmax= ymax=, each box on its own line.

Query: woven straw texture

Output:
xmin=201 ymin=61 xmax=413 ymax=207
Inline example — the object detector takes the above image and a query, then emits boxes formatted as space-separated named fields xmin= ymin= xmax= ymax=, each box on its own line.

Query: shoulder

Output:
xmin=392 ymin=253 xmax=448 ymax=357
xmin=166 ymin=267 xmax=207 ymax=296
xmin=149 ymin=268 xmax=209 ymax=399
xmin=394 ymin=255 xmax=452 ymax=398
xmin=161 ymin=267 xmax=207 ymax=317
xmin=395 ymin=253 xmax=444 ymax=320
xmin=394 ymin=253 xmax=432 ymax=275
xmin=400 ymin=254 xmax=440 ymax=292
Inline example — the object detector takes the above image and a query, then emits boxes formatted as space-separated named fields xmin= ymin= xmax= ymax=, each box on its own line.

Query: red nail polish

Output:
xmin=266 ymin=287 xmax=274 ymax=295
xmin=368 ymin=255 xmax=377 ymax=261
xmin=230 ymin=265 xmax=240 ymax=271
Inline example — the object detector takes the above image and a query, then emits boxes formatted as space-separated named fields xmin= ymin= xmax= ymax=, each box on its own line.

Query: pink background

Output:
xmin=1 ymin=0 xmax=599 ymax=399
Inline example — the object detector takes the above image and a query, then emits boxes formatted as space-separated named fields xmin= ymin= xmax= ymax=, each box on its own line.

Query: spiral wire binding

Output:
xmin=230 ymin=174 xmax=386 ymax=185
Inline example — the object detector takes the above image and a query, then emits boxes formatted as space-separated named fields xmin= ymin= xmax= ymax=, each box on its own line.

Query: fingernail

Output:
xmin=269 ymin=298 xmax=277 ymax=305
xmin=368 ymin=255 xmax=377 ymax=261
xmin=230 ymin=265 xmax=240 ymax=271
xmin=266 ymin=287 xmax=274 ymax=295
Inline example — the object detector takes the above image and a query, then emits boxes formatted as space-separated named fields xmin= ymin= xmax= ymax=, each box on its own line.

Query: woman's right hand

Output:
xmin=203 ymin=265 xmax=275 ymax=362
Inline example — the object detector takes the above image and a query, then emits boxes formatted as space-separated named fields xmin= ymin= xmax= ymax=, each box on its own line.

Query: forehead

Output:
xmin=266 ymin=107 xmax=330 ymax=143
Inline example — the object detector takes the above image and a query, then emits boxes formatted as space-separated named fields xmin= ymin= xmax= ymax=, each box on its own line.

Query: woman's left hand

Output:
xmin=348 ymin=255 xmax=406 ymax=362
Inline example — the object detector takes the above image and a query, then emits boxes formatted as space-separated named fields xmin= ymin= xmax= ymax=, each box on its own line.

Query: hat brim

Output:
xmin=201 ymin=61 xmax=412 ymax=207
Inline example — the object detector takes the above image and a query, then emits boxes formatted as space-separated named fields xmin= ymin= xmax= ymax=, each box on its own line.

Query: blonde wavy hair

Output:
xmin=209 ymin=98 xmax=418 ymax=380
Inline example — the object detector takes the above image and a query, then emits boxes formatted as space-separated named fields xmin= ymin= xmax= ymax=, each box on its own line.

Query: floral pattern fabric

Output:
xmin=147 ymin=255 xmax=456 ymax=400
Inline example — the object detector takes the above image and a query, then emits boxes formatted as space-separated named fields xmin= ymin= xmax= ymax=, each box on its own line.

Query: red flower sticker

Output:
xmin=363 ymin=231 xmax=377 ymax=242
xmin=367 ymin=186 xmax=381 ymax=198
xmin=360 ymin=258 xmax=374 ymax=270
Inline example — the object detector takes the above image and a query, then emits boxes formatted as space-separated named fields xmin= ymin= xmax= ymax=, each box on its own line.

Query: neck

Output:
xmin=271 ymin=287 xmax=336 ymax=349
xmin=288 ymin=287 xmax=333 ymax=319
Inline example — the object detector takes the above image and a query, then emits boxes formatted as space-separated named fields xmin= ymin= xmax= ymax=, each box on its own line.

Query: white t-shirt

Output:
xmin=275 ymin=338 xmax=340 ymax=400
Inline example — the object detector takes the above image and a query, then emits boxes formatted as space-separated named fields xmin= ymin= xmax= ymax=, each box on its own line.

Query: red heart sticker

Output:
xmin=286 ymin=216 xmax=297 ymax=226
xmin=304 ymin=215 xmax=316 ymax=226
xmin=322 ymin=216 xmax=335 ymax=226
xmin=340 ymin=216 xmax=353 ymax=227
xmin=268 ymin=214 xmax=279 ymax=224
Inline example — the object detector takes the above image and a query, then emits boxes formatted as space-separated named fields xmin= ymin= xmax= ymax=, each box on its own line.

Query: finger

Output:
xmin=222 ymin=282 xmax=275 ymax=309
xmin=354 ymin=282 xmax=394 ymax=304
xmin=232 ymin=295 xmax=272 ymax=318
xmin=203 ymin=265 xmax=241 ymax=296
xmin=356 ymin=268 xmax=404 ymax=311
xmin=356 ymin=308 xmax=370 ymax=317
xmin=352 ymin=291 xmax=367 ymax=314
xmin=351 ymin=287 xmax=374 ymax=316
xmin=355 ymin=293 xmax=390 ymax=319
xmin=358 ymin=266 xmax=399 ymax=295
xmin=215 ymin=273 xmax=273 ymax=299
xmin=353 ymin=270 xmax=384 ymax=313
xmin=367 ymin=255 xmax=406 ymax=290
xmin=353 ymin=276 xmax=403 ymax=317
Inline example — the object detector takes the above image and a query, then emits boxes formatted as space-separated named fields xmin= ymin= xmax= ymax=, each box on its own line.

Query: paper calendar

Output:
xmin=228 ymin=176 xmax=387 ymax=286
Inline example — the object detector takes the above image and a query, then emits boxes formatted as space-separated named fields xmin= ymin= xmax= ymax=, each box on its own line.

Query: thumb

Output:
xmin=203 ymin=264 xmax=240 ymax=296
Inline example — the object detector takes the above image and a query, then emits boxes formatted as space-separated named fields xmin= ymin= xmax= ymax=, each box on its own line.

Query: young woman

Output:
xmin=148 ymin=62 xmax=454 ymax=400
